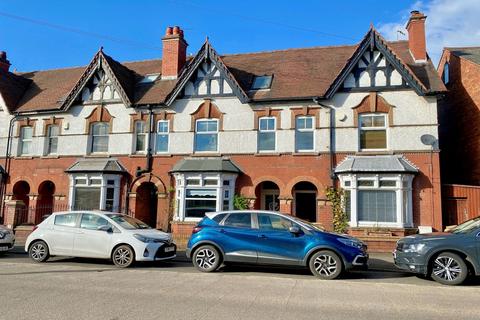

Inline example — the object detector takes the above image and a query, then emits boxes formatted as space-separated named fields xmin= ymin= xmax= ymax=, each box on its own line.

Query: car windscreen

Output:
xmin=106 ymin=214 xmax=151 ymax=230
xmin=451 ymin=216 xmax=480 ymax=234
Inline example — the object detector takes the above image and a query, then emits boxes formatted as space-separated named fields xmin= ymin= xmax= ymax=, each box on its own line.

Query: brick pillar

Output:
xmin=156 ymin=193 xmax=170 ymax=231
xmin=279 ymin=197 xmax=292 ymax=215
xmin=317 ymin=198 xmax=333 ymax=231
xmin=4 ymin=200 xmax=24 ymax=229
xmin=128 ymin=193 xmax=136 ymax=217
xmin=27 ymin=194 xmax=38 ymax=224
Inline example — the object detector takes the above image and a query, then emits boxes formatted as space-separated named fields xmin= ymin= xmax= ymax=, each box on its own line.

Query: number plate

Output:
xmin=164 ymin=246 xmax=175 ymax=253
xmin=0 ymin=246 xmax=9 ymax=251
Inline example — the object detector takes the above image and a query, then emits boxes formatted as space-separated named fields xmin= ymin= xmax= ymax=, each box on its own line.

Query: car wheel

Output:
xmin=112 ymin=245 xmax=135 ymax=268
xmin=192 ymin=245 xmax=221 ymax=272
xmin=309 ymin=250 xmax=343 ymax=280
xmin=29 ymin=240 xmax=50 ymax=263
xmin=430 ymin=252 xmax=468 ymax=285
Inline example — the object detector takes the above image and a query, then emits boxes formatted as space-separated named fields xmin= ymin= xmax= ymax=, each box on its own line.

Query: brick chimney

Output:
xmin=406 ymin=10 xmax=427 ymax=62
xmin=161 ymin=26 xmax=188 ymax=80
xmin=0 ymin=51 xmax=11 ymax=72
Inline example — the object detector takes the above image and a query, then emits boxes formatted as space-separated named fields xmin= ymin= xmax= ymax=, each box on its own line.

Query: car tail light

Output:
xmin=192 ymin=226 xmax=203 ymax=234
xmin=32 ymin=225 xmax=38 ymax=232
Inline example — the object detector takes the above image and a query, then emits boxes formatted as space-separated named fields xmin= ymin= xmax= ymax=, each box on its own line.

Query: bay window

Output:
xmin=20 ymin=126 xmax=33 ymax=155
xmin=69 ymin=174 xmax=121 ymax=212
xmin=258 ymin=117 xmax=276 ymax=152
xmin=295 ymin=116 xmax=314 ymax=152
xmin=359 ymin=114 xmax=387 ymax=150
xmin=90 ymin=122 xmax=109 ymax=153
xmin=195 ymin=119 xmax=218 ymax=152
xmin=156 ymin=120 xmax=169 ymax=153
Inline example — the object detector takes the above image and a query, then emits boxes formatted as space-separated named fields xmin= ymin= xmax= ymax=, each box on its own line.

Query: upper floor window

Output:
xmin=90 ymin=122 xmax=109 ymax=153
xmin=20 ymin=126 xmax=33 ymax=155
xmin=134 ymin=121 xmax=147 ymax=153
xmin=258 ymin=117 xmax=276 ymax=152
xmin=295 ymin=116 xmax=314 ymax=152
xmin=251 ymin=75 xmax=273 ymax=90
xmin=443 ymin=63 xmax=450 ymax=85
xmin=156 ymin=120 xmax=169 ymax=153
xmin=359 ymin=114 xmax=387 ymax=150
xmin=195 ymin=119 xmax=218 ymax=152
xmin=46 ymin=125 xmax=59 ymax=155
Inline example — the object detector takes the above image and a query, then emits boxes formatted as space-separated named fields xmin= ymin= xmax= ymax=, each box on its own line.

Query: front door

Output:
xmin=262 ymin=192 xmax=279 ymax=211
xmin=255 ymin=212 xmax=309 ymax=265
xmin=73 ymin=213 xmax=113 ymax=258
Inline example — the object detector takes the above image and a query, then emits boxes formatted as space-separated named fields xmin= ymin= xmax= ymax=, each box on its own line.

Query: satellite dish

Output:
xmin=420 ymin=134 xmax=437 ymax=146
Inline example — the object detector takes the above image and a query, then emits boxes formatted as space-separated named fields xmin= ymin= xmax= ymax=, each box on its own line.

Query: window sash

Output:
xmin=195 ymin=120 xmax=218 ymax=152
xmin=360 ymin=130 xmax=387 ymax=149
xmin=258 ymin=132 xmax=275 ymax=151
xmin=196 ymin=120 xmax=218 ymax=133
xmin=296 ymin=116 xmax=314 ymax=130
xmin=259 ymin=117 xmax=275 ymax=131
xmin=73 ymin=187 xmax=101 ymax=210
xmin=156 ymin=121 xmax=169 ymax=153
xmin=295 ymin=131 xmax=314 ymax=151
xmin=357 ymin=190 xmax=397 ymax=223
xmin=20 ymin=127 xmax=33 ymax=155
xmin=91 ymin=123 xmax=109 ymax=153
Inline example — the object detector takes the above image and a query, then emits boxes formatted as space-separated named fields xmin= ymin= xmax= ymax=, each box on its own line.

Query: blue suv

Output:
xmin=186 ymin=210 xmax=368 ymax=279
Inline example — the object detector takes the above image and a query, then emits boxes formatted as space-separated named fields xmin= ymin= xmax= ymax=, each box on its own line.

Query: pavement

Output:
xmin=1 ymin=246 xmax=479 ymax=320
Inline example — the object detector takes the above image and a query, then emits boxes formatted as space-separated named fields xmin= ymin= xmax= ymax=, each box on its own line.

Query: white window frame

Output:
xmin=258 ymin=116 xmax=276 ymax=152
xmin=133 ymin=120 xmax=147 ymax=154
xmin=20 ymin=126 xmax=33 ymax=156
xmin=155 ymin=120 xmax=169 ymax=153
xmin=68 ymin=173 xmax=121 ymax=212
xmin=358 ymin=113 xmax=388 ymax=151
xmin=89 ymin=122 xmax=109 ymax=154
xmin=173 ymin=173 xmax=237 ymax=222
xmin=339 ymin=173 xmax=413 ymax=228
xmin=295 ymin=116 xmax=315 ymax=152
xmin=46 ymin=125 xmax=59 ymax=155
xmin=194 ymin=119 xmax=219 ymax=153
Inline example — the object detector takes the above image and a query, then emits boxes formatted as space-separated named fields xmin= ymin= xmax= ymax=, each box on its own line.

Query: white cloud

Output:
xmin=378 ymin=0 xmax=480 ymax=65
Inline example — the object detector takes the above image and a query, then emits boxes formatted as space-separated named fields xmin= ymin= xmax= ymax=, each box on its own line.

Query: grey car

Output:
xmin=393 ymin=216 xmax=480 ymax=285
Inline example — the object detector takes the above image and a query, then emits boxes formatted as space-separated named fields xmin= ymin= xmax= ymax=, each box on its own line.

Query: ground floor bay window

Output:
xmin=171 ymin=158 xmax=242 ymax=222
xmin=339 ymin=174 xmax=414 ymax=228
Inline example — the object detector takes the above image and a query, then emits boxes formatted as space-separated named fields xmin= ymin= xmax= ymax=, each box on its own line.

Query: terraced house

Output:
xmin=0 ymin=11 xmax=445 ymax=249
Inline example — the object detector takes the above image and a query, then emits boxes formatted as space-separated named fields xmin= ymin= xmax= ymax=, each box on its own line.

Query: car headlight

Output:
xmin=403 ymin=243 xmax=426 ymax=253
xmin=133 ymin=234 xmax=156 ymax=243
xmin=338 ymin=238 xmax=363 ymax=249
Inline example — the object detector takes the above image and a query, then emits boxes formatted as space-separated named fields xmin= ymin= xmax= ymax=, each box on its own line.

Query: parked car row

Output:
xmin=5 ymin=210 xmax=478 ymax=286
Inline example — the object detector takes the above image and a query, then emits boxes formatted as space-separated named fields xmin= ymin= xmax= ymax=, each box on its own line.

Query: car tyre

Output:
xmin=309 ymin=250 xmax=343 ymax=280
xmin=192 ymin=245 xmax=221 ymax=272
xmin=112 ymin=245 xmax=135 ymax=268
xmin=29 ymin=240 xmax=50 ymax=263
xmin=430 ymin=252 xmax=468 ymax=285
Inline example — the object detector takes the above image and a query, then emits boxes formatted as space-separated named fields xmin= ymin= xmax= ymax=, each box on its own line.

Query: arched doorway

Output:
xmin=36 ymin=181 xmax=55 ymax=223
xmin=293 ymin=181 xmax=318 ymax=222
xmin=134 ymin=182 xmax=158 ymax=228
xmin=12 ymin=181 xmax=30 ymax=225
xmin=255 ymin=181 xmax=280 ymax=211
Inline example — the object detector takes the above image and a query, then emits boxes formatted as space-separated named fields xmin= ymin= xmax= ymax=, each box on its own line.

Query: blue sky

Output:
xmin=0 ymin=0 xmax=478 ymax=71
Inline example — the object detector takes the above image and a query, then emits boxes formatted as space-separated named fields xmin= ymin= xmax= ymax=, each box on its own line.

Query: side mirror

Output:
xmin=97 ymin=225 xmax=113 ymax=233
xmin=289 ymin=226 xmax=301 ymax=234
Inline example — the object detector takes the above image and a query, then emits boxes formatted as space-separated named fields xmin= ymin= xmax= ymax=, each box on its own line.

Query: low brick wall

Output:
xmin=13 ymin=225 xmax=35 ymax=246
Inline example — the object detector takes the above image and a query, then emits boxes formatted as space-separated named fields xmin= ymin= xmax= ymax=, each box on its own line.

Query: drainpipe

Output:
xmin=313 ymin=98 xmax=335 ymax=187
xmin=1 ymin=112 xmax=21 ymax=219
xmin=135 ymin=105 xmax=154 ymax=177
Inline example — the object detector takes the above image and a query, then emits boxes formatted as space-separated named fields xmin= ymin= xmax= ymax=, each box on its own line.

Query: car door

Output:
xmin=218 ymin=212 xmax=258 ymax=263
xmin=73 ymin=213 xmax=114 ymax=259
xmin=47 ymin=213 xmax=79 ymax=255
xmin=255 ymin=213 xmax=310 ymax=266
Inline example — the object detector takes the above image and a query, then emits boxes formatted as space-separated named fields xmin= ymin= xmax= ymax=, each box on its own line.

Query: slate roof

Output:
xmin=65 ymin=158 xmax=127 ymax=174
xmin=335 ymin=155 xmax=418 ymax=173
xmin=171 ymin=158 xmax=242 ymax=174
xmin=446 ymin=47 xmax=480 ymax=66
xmin=2 ymin=30 xmax=446 ymax=113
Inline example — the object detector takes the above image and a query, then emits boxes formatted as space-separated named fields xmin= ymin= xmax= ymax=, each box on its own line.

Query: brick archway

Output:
xmin=245 ymin=176 xmax=286 ymax=198
xmin=285 ymin=176 xmax=324 ymax=198
xmin=130 ymin=173 xmax=166 ymax=194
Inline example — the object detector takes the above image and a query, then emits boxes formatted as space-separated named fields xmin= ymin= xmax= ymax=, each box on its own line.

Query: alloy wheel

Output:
xmin=31 ymin=243 xmax=47 ymax=261
xmin=313 ymin=254 xmax=338 ymax=277
xmin=432 ymin=256 xmax=462 ymax=282
xmin=113 ymin=247 xmax=133 ymax=267
xmin=195 ymin=248 xmax=217 ymax=270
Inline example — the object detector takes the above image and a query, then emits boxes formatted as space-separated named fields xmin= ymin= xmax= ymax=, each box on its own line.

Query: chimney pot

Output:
xmin=406 ymin=10 xmax=427 ymax=62
xmin=0 ymin=51 xmax=11 ymax=72
xmin=173 ymin=26 xmax=180 ymax=35
xmin=165 ymin=26 xmax=173 ymax=36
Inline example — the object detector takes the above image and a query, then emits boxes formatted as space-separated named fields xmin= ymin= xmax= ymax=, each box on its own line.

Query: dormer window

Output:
xmin=251 ymin=75 xmax=273 ymax=90
xmin=138 ymin=73 xmax=160 ymax=84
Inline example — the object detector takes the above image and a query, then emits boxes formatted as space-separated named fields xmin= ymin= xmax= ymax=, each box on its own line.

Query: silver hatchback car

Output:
xmin=0 ymin=225 xmax=15 ymax=253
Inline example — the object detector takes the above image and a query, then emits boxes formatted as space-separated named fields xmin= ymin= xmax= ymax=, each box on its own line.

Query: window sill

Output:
xmin=129 ymin=154 xmax=147 ymax=158
xmin=191 ymin=153 xmax=220 ymax=157
xmin=85 ymin=154 xmax=111 ymax=158
xmin=356 ymin=150 xmax=393 ymax=155
xmin=153 ymin=153 xmax=173 ymax=158
xmin=292 ymin=152 xmax=318 ymax=156
xmin=254 ymin=152 xmax=281 ymax=157
xmin=14 ymin=156 xmax=33 ymax=159
xmin=41 ymin=155 xmax=60 ymax=159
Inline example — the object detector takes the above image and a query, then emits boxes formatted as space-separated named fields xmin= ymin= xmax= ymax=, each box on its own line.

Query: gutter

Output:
xmin=313 ymin=98 xmax=336 ymax=187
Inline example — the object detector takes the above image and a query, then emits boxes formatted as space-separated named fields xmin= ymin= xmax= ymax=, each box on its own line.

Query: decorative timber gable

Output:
xmin=326 ymin=27 xmax=428 ymax=98
xmin=165 ymin=40 xmax=249 ymax=105
xmin=61 ymin=48 xmax=134 ymax=110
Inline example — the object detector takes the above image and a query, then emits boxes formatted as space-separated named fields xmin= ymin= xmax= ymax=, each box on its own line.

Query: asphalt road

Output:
xmin=1 ymin=251 xmax=479 ymax=320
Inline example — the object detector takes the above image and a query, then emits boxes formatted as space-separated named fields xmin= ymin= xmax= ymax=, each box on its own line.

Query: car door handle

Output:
xmin=258 ymin=234 xmax=267 ymax=239
xmin=220 ymin=229 xmax=226 ymax=234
